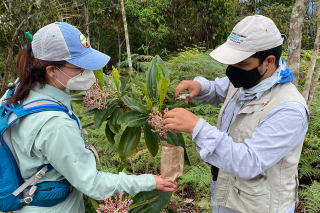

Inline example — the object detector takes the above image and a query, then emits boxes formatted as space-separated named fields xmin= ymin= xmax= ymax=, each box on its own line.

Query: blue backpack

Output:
xmin=0 ymin=85 xmax=82 ymax=212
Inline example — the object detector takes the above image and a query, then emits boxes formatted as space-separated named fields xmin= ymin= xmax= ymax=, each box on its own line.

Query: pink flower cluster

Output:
xmin=97 ymin=191 xmax=133 ymax=213
xmin=83 ymin=80 xmax=116 ymax=110
xmin=148 ymin=108 xmax=178 ymax=139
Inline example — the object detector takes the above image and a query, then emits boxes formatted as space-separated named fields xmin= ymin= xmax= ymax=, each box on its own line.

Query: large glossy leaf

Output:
xmin=93 ymin=101 xmax=117 ymax=129
xmin=146 ymin=55 xmax=169 ymax=100
xmin=144 ymin=124 xmax=159 ymax=157
xmin=79 ymin=108 xmax=99 ymax=117
xmin=129 ymin=190 xmax=172 ymax=213
xmin=156 ymin=63 xmax=165 ymax=85
xmin=93 ymin=69 xmax=104 ymax=88
xmin=103 ymin=73 xmax=116 ymax=91
xmin=121 ymin=95 xmax=149 ymax=114
xmin=118 ymin=111 xmax=149 ymax=127
xmin=139 ymin=82 xmax=152 ymax=110
xmin=129 ymin=196 xmax=158 ymax=210
xmin=161 ymin=132 xmax=191 ymax=166
xmin=108 ymin=108 xmax=123 ymax=133
xmin=89 ymin=198 xmax=99 ymax=210
xmin=84 ymin=197 xmax=96 ymax=213
xmin=123 ymin=71 xmax=137 ymax=93
xmin=158 ymin=77 xmax=170 ymax=111
xmin=105 ymin=122 xmax=115 ymax=144
xmin=118 ymin=126 xmax=141 ymax=160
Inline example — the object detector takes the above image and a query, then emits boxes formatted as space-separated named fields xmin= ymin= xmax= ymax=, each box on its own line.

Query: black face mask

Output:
xmin=226 ymin=65 xmax=267 ymax=89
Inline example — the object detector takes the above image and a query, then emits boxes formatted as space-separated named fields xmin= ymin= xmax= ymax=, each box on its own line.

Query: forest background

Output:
xmin=1 ymin=0 xmax=320 ymax=212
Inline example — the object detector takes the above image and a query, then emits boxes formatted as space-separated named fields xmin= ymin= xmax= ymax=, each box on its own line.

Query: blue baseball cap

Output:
xmin=32 ymin=22 xmax=110 ymax=70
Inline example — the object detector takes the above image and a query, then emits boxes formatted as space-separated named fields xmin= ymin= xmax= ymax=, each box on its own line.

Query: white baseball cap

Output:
xmin=209 ymin=15 xmax=283 ymax=65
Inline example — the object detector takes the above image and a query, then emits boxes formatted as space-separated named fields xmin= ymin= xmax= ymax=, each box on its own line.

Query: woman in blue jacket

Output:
xmin=7 ymin=22 xmax=176 ymax=213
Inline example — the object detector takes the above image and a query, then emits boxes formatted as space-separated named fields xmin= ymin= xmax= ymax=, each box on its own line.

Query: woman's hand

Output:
xmin=153 ymin=175 xmax=178 ymax=192
xmin=175 ymin=80 xmax=202 ymax=104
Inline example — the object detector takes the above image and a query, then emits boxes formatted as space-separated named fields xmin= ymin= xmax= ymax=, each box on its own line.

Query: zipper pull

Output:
xmin=238 ymin=189 xmax=241 ymax=195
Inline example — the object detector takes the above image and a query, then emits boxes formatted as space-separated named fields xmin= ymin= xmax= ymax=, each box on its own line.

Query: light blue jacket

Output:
xmin=5 ymin=83 xmax=156 ymax=213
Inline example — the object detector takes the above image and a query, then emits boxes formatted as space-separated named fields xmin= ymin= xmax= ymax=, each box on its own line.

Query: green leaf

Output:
xmin=79 ymin=108 xmax=99 ymax=117
xmin=161 ymin=132 xmax=191 ymax=166
xmin=71 ymin=94 xmax=84 ymax=102
xmin=112 ymin=66 xmax=120 ymax=92
xmin=103 ymin=73 xmax=116 ymax=91
xmin=146 ymin=55 xmax=169 ymax=100
xmin=121 ymin=95 xmax=149 ymax=114
xmin=123 ymin=71 xmax=138 ymax=93
xmin=118 ymin=111 xmax=149 ymax=127
xmin=90 ymin=198 xmax=99 ymax=210
xmin=129 ymin=196 xmax=159 ymax=210
xmin=93 ymin=102 xmax=117 ymax=129
xmin=84 ymin=197 xmax=96 ymax=213
xmin=156 ymin=63 xmax=165 ymax=85
xmin=105 ymin=122 xmax=115 ymax=144
xmin=140 ymin=82 xmax=152 ymax=110
xmin=93 ymin=69 xmax=104 ymax=88
xmin=157 ymin=77 xmax=170 ymax=111
xmin=144 ymin=124 xmax=159 ymax=157
xmin=109 ymin=108 xmax=123 ymax=133
xmin=118 ymin=126 xmax=142 ymax=160
xmin=129 ymin=190 xmax=172 ymax=213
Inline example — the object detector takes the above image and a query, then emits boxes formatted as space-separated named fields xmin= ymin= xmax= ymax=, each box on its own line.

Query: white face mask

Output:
xmin=55 ymin=67 xmax=96 ymax=90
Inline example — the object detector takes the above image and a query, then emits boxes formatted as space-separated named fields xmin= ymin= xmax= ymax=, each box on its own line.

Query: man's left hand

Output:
xmin=163 ymin=108 xmax=200 ymax=133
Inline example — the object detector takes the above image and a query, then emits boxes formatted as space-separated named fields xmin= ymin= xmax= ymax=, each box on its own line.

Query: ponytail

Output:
xmin=7 ymin=42 xmax=65 ymax=104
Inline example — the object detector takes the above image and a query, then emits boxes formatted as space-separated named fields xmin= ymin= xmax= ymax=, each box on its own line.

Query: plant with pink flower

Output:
xmin=96 ymin=191 xmax=133 ymax=213
xmin=148 ymin=107 xmax=179 ymax=139
xmin=83 ymin=80 xmax=116 ymax=110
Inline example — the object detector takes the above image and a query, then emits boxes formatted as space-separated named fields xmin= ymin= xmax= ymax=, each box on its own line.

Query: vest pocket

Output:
xmin=232 ymin=177 xmax=270 ymax=213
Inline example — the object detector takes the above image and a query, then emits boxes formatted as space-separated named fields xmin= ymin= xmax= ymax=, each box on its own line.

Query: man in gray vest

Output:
xmin=163 ymin=15 xmax=309 ymax=213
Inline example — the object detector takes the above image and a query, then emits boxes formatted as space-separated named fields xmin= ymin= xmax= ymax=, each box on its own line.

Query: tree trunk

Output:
xmin=84 ymin=2 xmax=90 ymax=43
xmin=120 ymin=0 xmax=133 ymax=76
xmin=303 ymin=0 xmax=320 ymax=101
xmin=287 ymin=0 xmax=310 ymax=87
xmin=307 ymin=64 xmax=320 ymax=106
xmin=1 ymin=5 xmax=35 ymax=96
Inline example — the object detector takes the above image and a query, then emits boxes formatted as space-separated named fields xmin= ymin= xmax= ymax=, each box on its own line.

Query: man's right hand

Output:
xmin=153 ymin=175 xmax=178 ymax=192
xmin=175 ymin=80 xmax=201 ymax=104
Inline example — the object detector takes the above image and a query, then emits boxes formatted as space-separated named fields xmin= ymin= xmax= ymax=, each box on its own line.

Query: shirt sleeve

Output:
xmin=36 ymin=117 xmax=156 ymax=199
xmin=191 ymin=101 xmax=308 ymax=180
xmin=193 ymin=76 xmax=230 ymax=106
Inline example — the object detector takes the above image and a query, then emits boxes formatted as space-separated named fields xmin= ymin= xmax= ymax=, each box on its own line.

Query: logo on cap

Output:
xmin=80 ymin=34 xmax=90 ymax=48
xmin=228 ymin=31 xmax=246 ymax=44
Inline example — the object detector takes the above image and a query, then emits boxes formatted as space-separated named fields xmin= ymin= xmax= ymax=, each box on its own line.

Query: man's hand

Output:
xmin=153 ymin=175 xmax=178 ymax=192
xmin=175 ymin=80 xmax=201 ymax=104
xmin=163 ymin=108 xmax=200 ymax=133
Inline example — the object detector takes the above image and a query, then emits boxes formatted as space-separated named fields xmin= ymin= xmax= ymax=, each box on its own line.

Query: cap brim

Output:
xmin=66 ymin=48 xmax=111 ymax=70
xmin=209 ymin=43 xmax=256 ymax=65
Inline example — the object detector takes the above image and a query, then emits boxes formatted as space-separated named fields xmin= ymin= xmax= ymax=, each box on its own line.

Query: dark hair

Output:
xmin=7 ymin=41 xmax=65 ymax=104
xmin=251 ymin=45 xmax=282 ymax=68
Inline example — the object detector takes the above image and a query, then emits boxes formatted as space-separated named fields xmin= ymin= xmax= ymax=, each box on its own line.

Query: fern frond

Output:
xmin=179 ymin=164 xmax=211 ymax=193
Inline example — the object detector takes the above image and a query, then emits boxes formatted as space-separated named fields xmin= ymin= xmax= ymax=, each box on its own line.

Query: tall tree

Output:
xmin=287 ymin=0 xmax=310 ymax=87
xmin=120 ymin=0 xmax=133 ymax=75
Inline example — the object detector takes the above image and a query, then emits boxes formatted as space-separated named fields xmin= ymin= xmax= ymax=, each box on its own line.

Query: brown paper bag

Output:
xmin=160 ymin=141 xmax=184 ymax=182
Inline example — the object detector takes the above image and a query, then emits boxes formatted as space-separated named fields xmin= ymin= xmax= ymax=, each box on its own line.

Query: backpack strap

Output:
xmin=13 ymin=165 xmax=51 ymax=205
xmin=1 ymin=100 xmax=81 ymax=167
